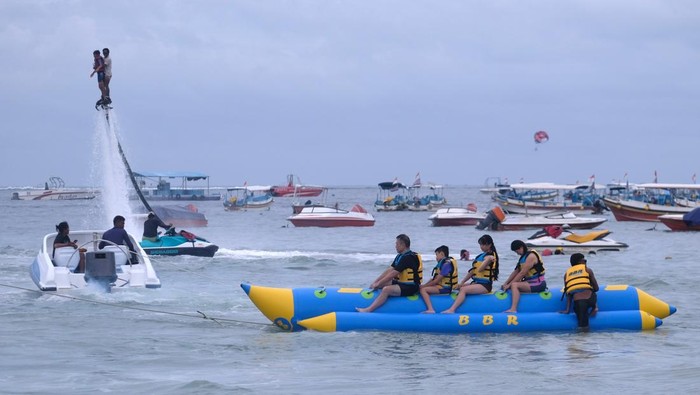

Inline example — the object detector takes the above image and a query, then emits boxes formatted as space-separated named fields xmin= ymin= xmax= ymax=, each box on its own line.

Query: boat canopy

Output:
xmin=134 ymin=171 xmax=209 ymax=181
xmin=683 ymin=207 xmax=700 ymax=225
xmin=227 ymin=185 xmax=272 ymax=192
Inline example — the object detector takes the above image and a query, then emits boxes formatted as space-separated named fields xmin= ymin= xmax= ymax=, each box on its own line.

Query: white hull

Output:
xmin=30 ymin=230 xmax=161 ymax=291
xmin=12 ymin=189 xmax=98 ymax=200
xmin=288 ymin=205 xmax=375 ymax=227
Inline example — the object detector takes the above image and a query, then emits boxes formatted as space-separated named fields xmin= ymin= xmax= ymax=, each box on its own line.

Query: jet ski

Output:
xmin=525 ymin=225 xmax=628 ymax=253
xmin=139 ymin=228 xmax=218 ymax=257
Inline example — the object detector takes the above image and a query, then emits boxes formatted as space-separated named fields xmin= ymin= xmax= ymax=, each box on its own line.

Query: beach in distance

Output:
xmin=1 ymin=185 xmax=699 ymax=394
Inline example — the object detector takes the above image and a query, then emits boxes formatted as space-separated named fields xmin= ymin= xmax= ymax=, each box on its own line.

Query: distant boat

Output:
xmin=525 ymin=226 xmax=628 ymax=253
xmin=428 ymin=205 xmax=485 ymax=227
xmin=271 ymin=174 xmax=324 ymax=197
xmin=287 ymin=204 xmax=375 ymax=227
xmin=602 ymin=183 xmax=700 ymax=222
xmin=224 ymin=185 xmax=274 ymax=211
xmin=132 ymin=171 xmax=221 ymax=201
xmin=11 ymin=177 xmax=98 ymax=201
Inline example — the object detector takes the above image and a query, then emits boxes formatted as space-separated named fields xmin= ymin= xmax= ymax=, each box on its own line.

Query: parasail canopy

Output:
xmin=534 ymin=131 xmax=549 ymax=144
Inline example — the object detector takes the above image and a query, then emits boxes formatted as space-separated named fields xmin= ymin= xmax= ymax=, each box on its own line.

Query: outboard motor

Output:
xmin=84 ymin=251 xmax=118 ymax=292
xmin=476 ymin=206 xmax=506 ymax=230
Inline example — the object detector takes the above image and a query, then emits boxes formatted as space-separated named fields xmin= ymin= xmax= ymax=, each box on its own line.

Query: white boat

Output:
xmin=428 ymin=205 xmax=485 ymax=227
xmin=30 ymin=230 xmax=161 ymax=292
xmin=287 ymin=204 xmax=375 ymax=227
xmin=476 ymin=207 xmax=607 ymax=231
xmin=12 ymin=177 xmax=98 ymax=201
xmin=525 ymin=226 xmax=628 ymax=253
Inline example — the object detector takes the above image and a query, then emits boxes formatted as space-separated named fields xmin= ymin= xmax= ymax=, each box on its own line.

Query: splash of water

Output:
xmin=89 ymin=110 xmax=141 ymax=234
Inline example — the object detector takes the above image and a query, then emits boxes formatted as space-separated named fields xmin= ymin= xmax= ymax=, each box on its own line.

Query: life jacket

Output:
xmin=469 ymin=251 xmax=499 ymax=284
xmin=515 ymin=249 xmax=545 ymax=281
xmin=394 ymin=251 xmax=423 ymax=285
xmin=563 ymin=264 xmax=593 ymax=296
xmin=430 ymin=257 xmax=458 ymax=289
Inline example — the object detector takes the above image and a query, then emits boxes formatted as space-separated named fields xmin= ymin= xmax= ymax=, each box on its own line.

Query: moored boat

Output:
xmin=12 ymin=177 xmax=98 ymax=201
xmin=224 ymin=186 xmax=274 ymax=211
xmin=476 ymin=207 xmax=607 ymax=231
xmin=428 ymin=205 xmax=485 ymax=226
xmin=658 ymin=207 xmax=700 ymax=231
xmin=271 ymin=174 xmax=324 ymax=197
xmin=287 ymin=204 xmax=375 ymax=227
xmin=31 ymin=230 xmax=161 ymax=292
xmin=241 ymin=283 xmax=675 ymax=333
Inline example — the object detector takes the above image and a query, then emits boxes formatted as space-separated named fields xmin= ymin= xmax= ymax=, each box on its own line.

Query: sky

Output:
xmin=1 ymin=0 xmax=699 ymax=188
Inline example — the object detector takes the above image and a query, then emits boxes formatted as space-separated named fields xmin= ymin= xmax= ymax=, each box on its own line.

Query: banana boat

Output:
xmin=240 ymin=283 xmax=675 ymax=333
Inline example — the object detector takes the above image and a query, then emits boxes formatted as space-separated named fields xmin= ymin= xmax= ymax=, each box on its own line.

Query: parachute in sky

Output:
xmin=534 ymin=130 xmax=549 ymax=144
xmin=534 ymin=130 xmax=549 ymax=150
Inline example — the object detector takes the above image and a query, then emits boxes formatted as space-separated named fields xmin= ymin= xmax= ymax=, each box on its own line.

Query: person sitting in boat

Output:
xmin=559 ymin=253 xmax=599 ymax=331
xmin=501 ymin=240 xmax=546 ymax=313
xmin=419 ymin=245 xmax=458 ymax=313
xmin=442 ymin=235 xmax=499 ymax=314
xmin=99 ymin=215 xmax=138 ymax=264
xmin=142 ymin=212 xmax=173 ymax=242
xmin=53 ymin=221 xmax=86 ymax=273
xmin=356 ymin=234 xmax=422 ymax=313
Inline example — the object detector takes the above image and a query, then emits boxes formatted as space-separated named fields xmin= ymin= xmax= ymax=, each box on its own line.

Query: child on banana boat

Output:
xmin=559 ymin=253 xmax=599 ymax=331
xmin=419 ymin=245 xmax=458 ymax=313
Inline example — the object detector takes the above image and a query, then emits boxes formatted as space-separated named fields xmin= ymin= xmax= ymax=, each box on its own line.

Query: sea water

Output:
xmin=1 ymin=185 xmax=698 ymax=394
xmin=1 ymin=111 xmax=698 ymax=393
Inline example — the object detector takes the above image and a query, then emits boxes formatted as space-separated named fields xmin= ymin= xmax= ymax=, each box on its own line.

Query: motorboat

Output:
xmin=374 ymin=179 xmax=410 ymax=211
xmin=658 ymin=207 xmax=700 ymax=231
xmin=525 ymin=225 xmax=628 ymax=253
xmin=30 ymin=230 xmax=161 ymax=292
xmin=139 ymin=228 xmax=219 ymax=257
xmin=428 ymin=205 xmax=485 ymax=226
xmin=287 ymin=204 xmax=375 ymax=227
xmin=11 ymin=177 xmax=98 ymax=201
xmin=476 ymin=207 xmax=607 ymax=231
xmin=241 ymin=283 xmax=675 ymax=333
xmin=224 ymin=185 xmax=274 ymax=211
xmin=271 ymin=174 xmax=325 ymax=197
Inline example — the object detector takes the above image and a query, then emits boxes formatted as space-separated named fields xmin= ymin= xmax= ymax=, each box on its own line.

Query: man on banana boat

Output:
xmin=419 ymin=245 xmax=458 ymax=314
xmin=356 ymin=234 xmax=422 ymax=313
xmin=441 ymin=234 xmax=500 ymax=314
xmin=559 ymin=253 xmax=599 ymax=331
xmin=501 ymin=240 xmax=547 ymax=313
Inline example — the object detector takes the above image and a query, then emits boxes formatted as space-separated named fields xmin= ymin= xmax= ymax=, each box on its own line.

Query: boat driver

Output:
xmin=142 ymin=212 xmax=173 ymax=242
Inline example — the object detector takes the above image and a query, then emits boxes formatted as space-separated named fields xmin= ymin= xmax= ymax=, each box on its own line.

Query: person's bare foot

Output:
xmin=356 ymin=307 xmax=370 ymax=313
xmin=440 ymin=309 xmax=455 ymax=314
xmin=503 ymin=309 xmax=517 ymax=313
xmin=421 ymin=309 xmax=435 ymax=314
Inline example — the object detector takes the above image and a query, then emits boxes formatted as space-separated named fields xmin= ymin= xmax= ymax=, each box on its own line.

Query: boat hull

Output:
xmin=241 ymin=283 xmax=675 ymax=333
xmin=429 ymin=208 xmax=485 ymax=226
xmin=603 ymin=197 xmax=692 ymax=222
xmin=288 ymin=218 xmax=374 ymax=227
xmin=658 ymin=215 xmax=700 ymax=231
xmin=141 ymin=244 xmax=218 ymax=257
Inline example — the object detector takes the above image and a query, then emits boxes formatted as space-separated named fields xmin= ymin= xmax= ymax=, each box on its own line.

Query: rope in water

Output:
xmin=0 ymin=282 xmax=269 ymax=328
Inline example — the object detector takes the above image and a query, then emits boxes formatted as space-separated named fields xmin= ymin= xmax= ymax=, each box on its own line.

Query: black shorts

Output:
xmin=397 ymin=283 xmax=419 ymax=296
xmin=529 ymin=281 xmax=547 ymax=293
xmin=471 ymin=281 xmax=492 ymax=293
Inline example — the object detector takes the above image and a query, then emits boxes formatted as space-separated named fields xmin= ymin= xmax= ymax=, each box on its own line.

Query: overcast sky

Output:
xmin=1 ymin=0 xmax=698 ymax=188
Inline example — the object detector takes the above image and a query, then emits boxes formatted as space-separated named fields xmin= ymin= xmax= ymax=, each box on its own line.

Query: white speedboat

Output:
xmin=428 ymin=206 xmax=486 ymax=226
xmin=30 ymin=230 xmax=161 ymax=292
xmin=525 ymin=226 xmax=628 ymax=253
xmin=12 ymin=177 xmax=98 ymax=201
xmin=287 ymin=204 xmax=375 ymax=227
xmin=476 ymin=207 xmax=607 ymax=230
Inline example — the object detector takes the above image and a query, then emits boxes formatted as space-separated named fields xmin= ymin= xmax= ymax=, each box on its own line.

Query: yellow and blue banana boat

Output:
xmin=240 ymin=283 xmax=675 ymax=333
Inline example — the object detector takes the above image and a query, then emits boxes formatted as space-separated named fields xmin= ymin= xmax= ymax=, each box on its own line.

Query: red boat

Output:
xmin=658 ymin=207 xmax=700 ymax=231
xmin=271 ymin=174 xmax=325 ymax=197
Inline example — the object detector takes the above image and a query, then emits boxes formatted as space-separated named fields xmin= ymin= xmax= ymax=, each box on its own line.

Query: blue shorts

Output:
xmin=438 ymin=287 xmax=453 ymax=295
xmin=97 ymin=72 xmax=105 ymax=82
